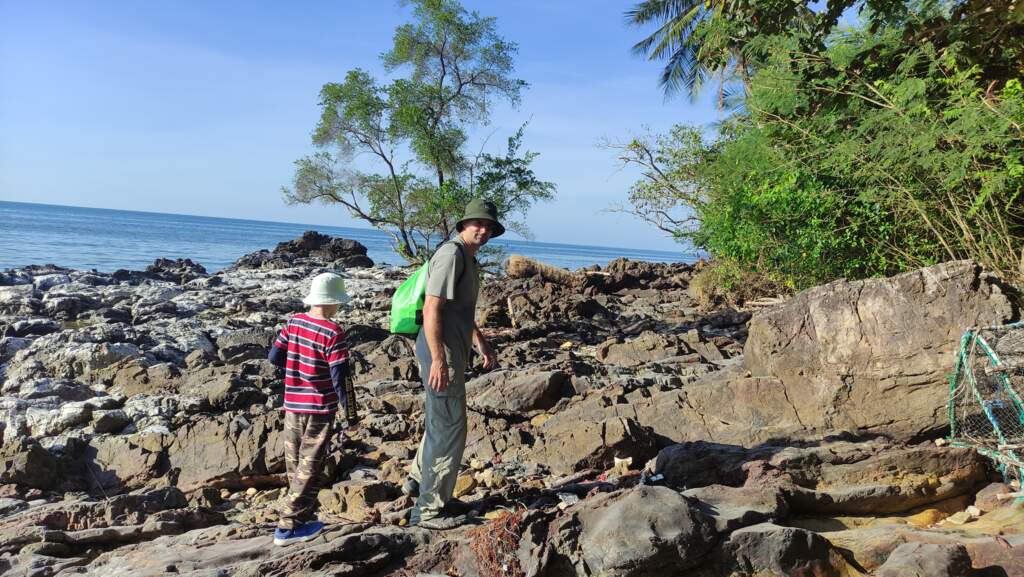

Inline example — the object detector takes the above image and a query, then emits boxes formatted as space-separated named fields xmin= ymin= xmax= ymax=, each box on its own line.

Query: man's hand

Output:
xmin=429 ymin=359 xmax=450 ymax=392
xmin=478 ymin=339 xmax=498 ymax=370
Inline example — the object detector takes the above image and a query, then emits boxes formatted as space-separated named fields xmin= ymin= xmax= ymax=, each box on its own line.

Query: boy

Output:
xmin=267 ymin=272 xmax=355 ymax=546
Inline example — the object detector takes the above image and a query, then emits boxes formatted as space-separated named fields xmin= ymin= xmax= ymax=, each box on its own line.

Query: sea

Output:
xmin=0 ymin=201 xmax=699 ymax=273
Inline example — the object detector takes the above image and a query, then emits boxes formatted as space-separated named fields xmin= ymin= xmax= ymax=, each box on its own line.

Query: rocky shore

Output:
xmin=0 ymin=231 xmax=1021 ymax=576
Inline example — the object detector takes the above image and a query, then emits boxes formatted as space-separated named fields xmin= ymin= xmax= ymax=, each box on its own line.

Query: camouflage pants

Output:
xmin=277 ymin=410 xmax=334 ymax=530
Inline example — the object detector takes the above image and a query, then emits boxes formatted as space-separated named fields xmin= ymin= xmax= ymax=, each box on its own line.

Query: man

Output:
xmin=405 ymin=198 xmax=501 ymax=530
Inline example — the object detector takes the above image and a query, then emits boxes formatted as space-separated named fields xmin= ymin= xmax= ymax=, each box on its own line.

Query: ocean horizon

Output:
xmin=0 ymin=200 xmax=700 ymax=273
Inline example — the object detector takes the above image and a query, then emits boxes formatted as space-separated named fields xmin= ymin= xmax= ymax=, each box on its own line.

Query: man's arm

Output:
xmin=423 ymin=295 xmax=449 ymax=392
xmin=472 ymin=324 xmax=498 ymax=369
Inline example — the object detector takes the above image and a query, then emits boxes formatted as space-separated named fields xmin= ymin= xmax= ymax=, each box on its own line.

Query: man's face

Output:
xmin=460 ymin=219 xmax=495 ymax=246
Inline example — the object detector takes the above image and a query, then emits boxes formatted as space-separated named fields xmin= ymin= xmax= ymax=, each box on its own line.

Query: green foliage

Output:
xmin=284 ymin=0 xmax=553 ymax=262
xmin=622 ymin=0 xmax=1024 ymax=288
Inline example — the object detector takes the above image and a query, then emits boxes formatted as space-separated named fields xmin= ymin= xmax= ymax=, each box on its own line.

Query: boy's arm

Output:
xmin=268 ymin=325 xmax=289 ymax=367
xmin=267 ymin=344 xmax=286 ymax=367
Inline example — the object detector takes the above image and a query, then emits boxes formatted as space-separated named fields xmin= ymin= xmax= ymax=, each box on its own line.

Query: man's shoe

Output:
xmin=273 ymin=520 xmax=324 ymax=546
xmin=401 ymin=478 xmax=420 ymax=498
xmin=415 ymin=514 xmax=467 ymax=530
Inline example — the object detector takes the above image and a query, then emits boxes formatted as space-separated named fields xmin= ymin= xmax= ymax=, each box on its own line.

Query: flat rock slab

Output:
xmin=466 ymin=369 xmax=570 ymax=415
xmin=74 ymin=523 xmax=429 ymax=577
xmin=683 ymin=484 xmax=789 ymax=534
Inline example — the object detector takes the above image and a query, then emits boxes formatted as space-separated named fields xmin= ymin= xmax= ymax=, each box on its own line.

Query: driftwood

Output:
xmin=506 ymin=255 xmax=578 ymax=286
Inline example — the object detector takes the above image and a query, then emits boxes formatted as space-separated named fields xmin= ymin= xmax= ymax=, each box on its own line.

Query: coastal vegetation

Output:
xmin=283 ymin=0 xmax=555 ymax=263
xmin=623 ymin=0 xmax=1024 ymax=290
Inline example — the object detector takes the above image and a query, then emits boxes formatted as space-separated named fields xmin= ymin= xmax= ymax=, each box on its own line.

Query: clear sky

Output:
xmin=0 ymin=0 xmax=722 ymax=252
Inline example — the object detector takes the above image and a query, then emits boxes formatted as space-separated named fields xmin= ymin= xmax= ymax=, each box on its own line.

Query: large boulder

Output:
xmin=531 ymin=414 xmax=658 ymax=476
xmin=0 ymin=438 xmax=57 ymax=490
xmin=351 ymin=335 xmax=419 ymax=382
xmin=743 ymin=260 xmax=1017 ymax=440
xmin=144 ymin=258 xmax=208 ymax=284
xmin=466 ymin=369 xmax=570 ymax=416
xmin=80 ymin=433 xmax=169 ymax=491
xmin=215 ymin=328 xmax=275 ymax=364
xmin=721 ymin=523 xmax=857 ymax=577
xmin=547 ymin=486 xmax=717 ymax=577
xmin=168 ymin=411 xmax=285 ymax=491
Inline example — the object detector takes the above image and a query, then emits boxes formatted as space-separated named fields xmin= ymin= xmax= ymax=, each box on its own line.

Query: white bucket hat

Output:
xmin=303 ymin=272 xmax=350 ymax=306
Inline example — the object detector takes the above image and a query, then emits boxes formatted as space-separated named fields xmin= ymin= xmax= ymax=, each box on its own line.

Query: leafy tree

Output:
xmin=625 ymin=0 xmax=815 ymax=102
xmin=283 ymin=0 xmax=554 ymax=262
xmin=621 ymin=0 xmax=1024 ymax=288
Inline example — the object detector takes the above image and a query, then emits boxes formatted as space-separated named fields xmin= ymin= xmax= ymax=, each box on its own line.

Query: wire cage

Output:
xmin=948 ymin=321 xmax=1024 ymax=485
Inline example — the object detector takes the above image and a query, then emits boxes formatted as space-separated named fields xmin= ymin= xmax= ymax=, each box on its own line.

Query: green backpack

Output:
xmin=389 ymin=242 xmax=466 ymax=335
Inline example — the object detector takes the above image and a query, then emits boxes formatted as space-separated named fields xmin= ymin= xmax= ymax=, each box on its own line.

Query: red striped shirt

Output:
xmin=274 ymin=313 xmax=349 ymax=414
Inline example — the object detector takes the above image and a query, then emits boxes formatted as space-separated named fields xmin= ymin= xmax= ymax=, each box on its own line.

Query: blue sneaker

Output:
xmin=273 ymin=521 xmax=324 ymax=546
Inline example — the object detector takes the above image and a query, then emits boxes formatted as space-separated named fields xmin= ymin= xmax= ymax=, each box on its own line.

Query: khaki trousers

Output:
xmin=409 ymin=390 xmax=468 ymax=522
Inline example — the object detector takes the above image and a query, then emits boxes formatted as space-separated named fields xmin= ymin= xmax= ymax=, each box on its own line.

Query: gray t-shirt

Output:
xmin=415 ymin=237 xmax=480 ymax=396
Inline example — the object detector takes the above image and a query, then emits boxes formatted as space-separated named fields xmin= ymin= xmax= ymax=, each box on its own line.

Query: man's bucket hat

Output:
xmin=303 ymin=272 xmax=350 ymax=306
xmin=455 ymin=198 xmax=505 ymax=238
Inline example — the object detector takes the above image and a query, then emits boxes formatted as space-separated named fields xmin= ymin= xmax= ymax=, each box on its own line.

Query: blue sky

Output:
xmin=0 ymin=1 xmax=723 ymax=251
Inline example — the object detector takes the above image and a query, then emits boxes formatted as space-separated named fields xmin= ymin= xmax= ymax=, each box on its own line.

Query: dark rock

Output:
xmin=352 ymin=335 xmax=418 ymax=382
xmin=188 ymin=486 xmax=223 ymax=508
xmin=705 ymin=307 xmax=753 ymax=329
xmin=547 ymin=486 xmax=717 ymax=577
xmin=0 ymin=336 xmax=31 ymax=363
xmin=0 ymin=438 xmax=57 ymax=490
xmin=42 ymin=295 xmax=88 ymax=319
xmin=131 ymin=298 xmax=179 ymax=324
xmin=215 ymin=328 xmax=275 ymax=364
xmin=345 ymin=323 xmax=391 ymax=346
xmin=876 ymin=542 xmax=976 ymax=577
xmin=9 ymin=318 xmax=61 ymax=337
xmin=206 ymin=373 xmax=267 ymax=411
xmin=145 ymin=258 xmax=208 ymax=283
xmin=233 ymin=231 xmax=373 ymax=269
xmin=91 ymin=409 xmax=131 ymax=434
xmin=722 ymin=522 xmax=854 ymax=577
xmin=655 ymin=441 xmax=756 ymax=489
xmin=111 ymin=268 xmax=150 ymax=283
xmin=0 ymin=497 xmax=28 ymax=516
xmin=584 ymin=258 xmax=693 ymax=293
